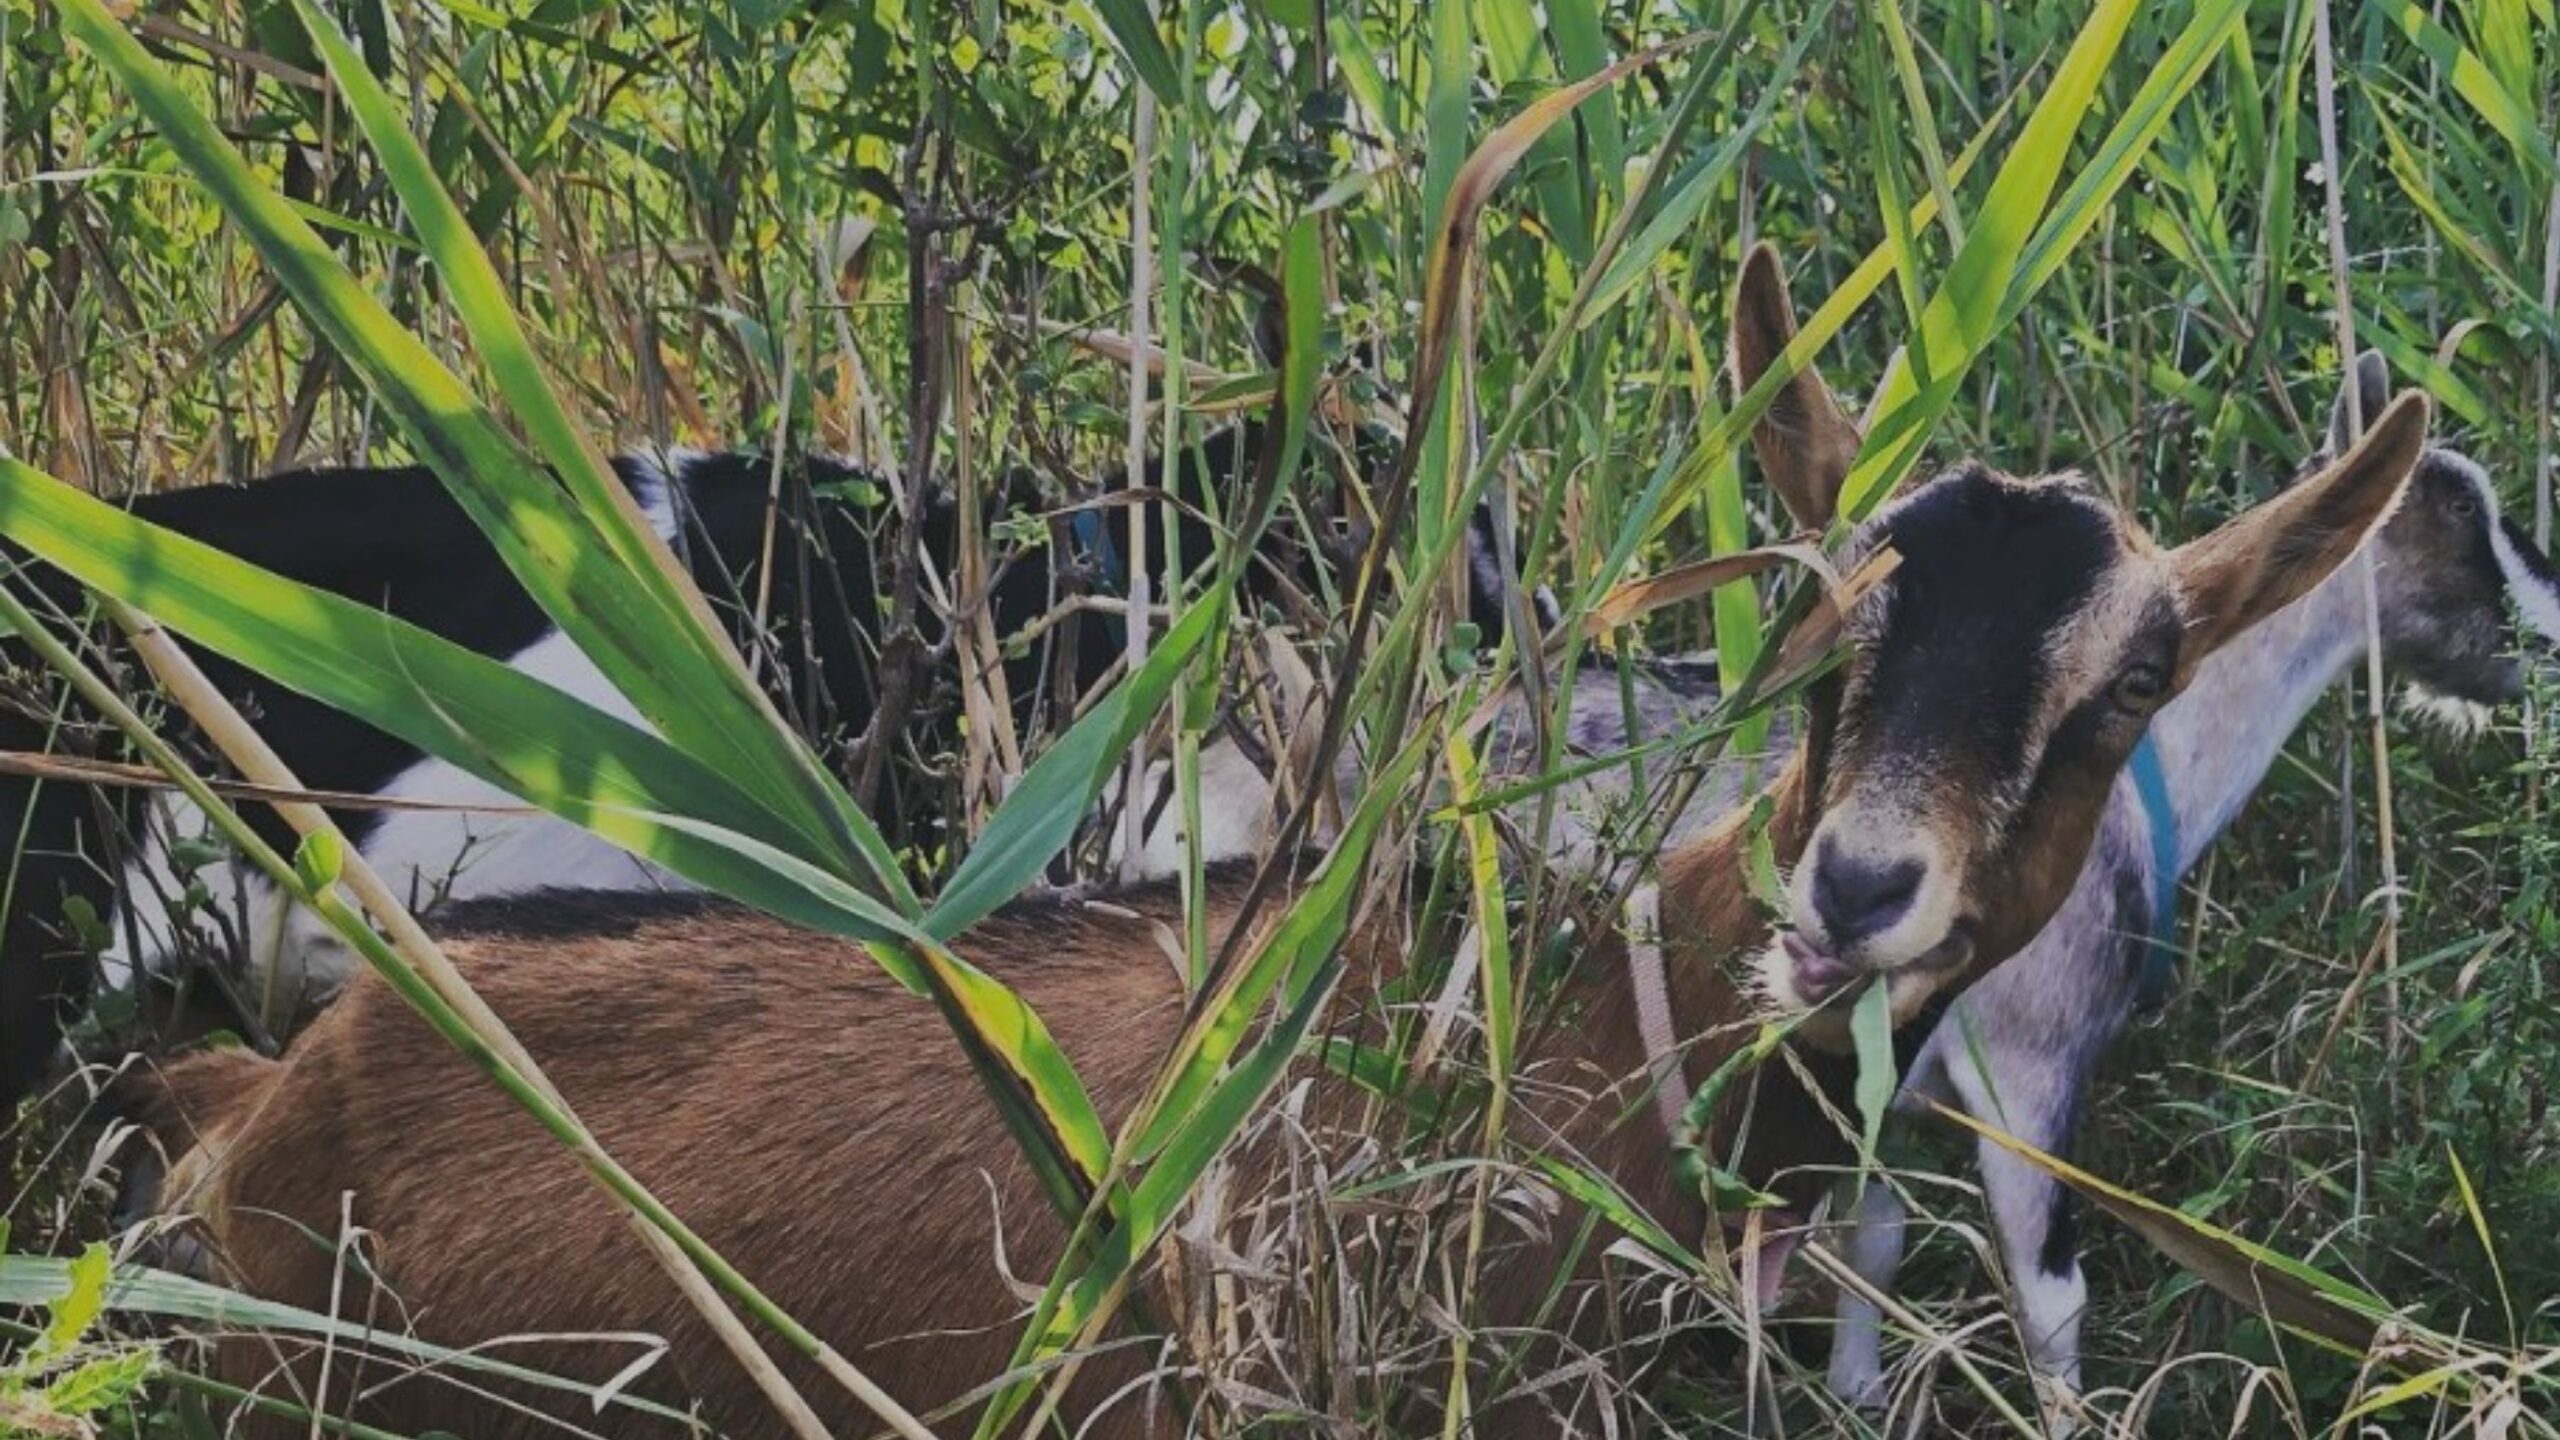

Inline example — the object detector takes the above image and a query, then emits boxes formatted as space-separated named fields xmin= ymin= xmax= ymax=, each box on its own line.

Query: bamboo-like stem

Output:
xmin=1115 ymin=4 xmax=1159 ymax=887
xmin=1437 ymin=732 xmax=1513 ymax=1439
xmin=1159 ymin=0 xmax=1205 ymax=988
xmin=2310 ymin=0 xmax=2403 ymax=1070
xmin=2537 ymin=174 xmax=2558 ymax=551
xmin=3 ymin=585 xmax=933 ymax=1440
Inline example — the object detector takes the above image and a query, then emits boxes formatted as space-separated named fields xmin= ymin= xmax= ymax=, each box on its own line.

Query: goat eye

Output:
xmin=2111 ymin=664 xmax=2167 ymax=712
xmin=2448 ymin=492 xmax=2479 ymax=519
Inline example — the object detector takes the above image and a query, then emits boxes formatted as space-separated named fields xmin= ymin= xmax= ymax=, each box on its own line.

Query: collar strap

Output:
xmin=1067 ymin=505 xmax=1129 ymax=648
xmin=2128 ymin=732 xmax=2183 ymax=1008
xmin=1624 ymin=882 xmax=1692 ymax=1143
xmin=1068 ymin=505 xmax=1129 ymax=594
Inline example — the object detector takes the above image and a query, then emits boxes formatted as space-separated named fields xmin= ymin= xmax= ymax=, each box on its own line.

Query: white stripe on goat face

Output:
xmin=2369 ymin=448 xmax=2542 ymax=707
xmin=2441 ymin=450 xmax=2560 ymax=647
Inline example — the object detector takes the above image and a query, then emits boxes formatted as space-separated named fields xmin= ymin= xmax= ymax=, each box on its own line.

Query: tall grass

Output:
xmin=2 ymin=0 xmax=2557 ymax=1433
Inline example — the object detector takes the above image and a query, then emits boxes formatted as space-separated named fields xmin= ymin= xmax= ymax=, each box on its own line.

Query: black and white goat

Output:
xmin=0 ymin=428 xmax=1534 ymax=1101
xmin=1824 ymin=353 xmax=2560 ymax=1411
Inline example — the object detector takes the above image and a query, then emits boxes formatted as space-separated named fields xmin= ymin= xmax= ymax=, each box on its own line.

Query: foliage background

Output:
xmin=2 ymin=0 xmax=2558 ymax=1433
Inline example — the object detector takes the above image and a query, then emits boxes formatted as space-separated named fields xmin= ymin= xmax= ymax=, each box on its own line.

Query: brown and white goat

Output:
xmin=122 ymin=248 xmax=2430 ymax=1438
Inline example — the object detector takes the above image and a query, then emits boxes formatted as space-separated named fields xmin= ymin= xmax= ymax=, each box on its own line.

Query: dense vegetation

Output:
xmin=2 ymin=0 xmax=2558 ymax=1433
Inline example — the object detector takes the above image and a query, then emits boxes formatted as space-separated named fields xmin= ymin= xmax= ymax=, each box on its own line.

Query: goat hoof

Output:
xmin=2033 ymin=1370 xmax=2085 ymax=1439
xmin=1825 ymin=1366 xmax=1889 ymax=1415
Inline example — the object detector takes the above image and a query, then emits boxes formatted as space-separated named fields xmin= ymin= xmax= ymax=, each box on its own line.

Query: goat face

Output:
xmin=1730 ymin=253 xmax=2432 ymax=1046
xmin=2374 ymin=448 xmax=2529 ymax=707
xmin=1769 ymin=466 xmax=2181 ymax=1031
xmin=2325 ymin=350 xmax=2558 ymax=712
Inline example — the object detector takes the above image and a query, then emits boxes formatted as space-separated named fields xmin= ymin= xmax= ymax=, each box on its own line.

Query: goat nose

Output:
xmin=1809 ymin=841 xmax=1923 ymax=946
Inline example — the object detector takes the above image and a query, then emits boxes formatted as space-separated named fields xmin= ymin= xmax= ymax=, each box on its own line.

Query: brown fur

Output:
xmin=125 ymin=251 xmax=2432 ymax=1438
xmin=148 ymin=809 xmax=1817 ymax=1438
xmin=2169 ymin=392 xmax=2428 ymax=677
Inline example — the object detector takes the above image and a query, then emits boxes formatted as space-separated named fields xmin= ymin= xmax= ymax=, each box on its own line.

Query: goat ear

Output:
xmin=2329 ymin=349 xmax=2393 ymax=455
xmin=2171 ymin=391 xmax=2429 ymax=676
xmin=1730 ymin=244 xmax=1861 ymax=530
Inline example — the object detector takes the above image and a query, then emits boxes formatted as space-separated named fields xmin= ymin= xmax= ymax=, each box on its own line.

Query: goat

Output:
xmin=2 ymin=428 xmax=1532 ymax=1102
xmin=1824 ymin=350 xmax=2560 ymax=1414
xmin=118 ymin=246 xmax=2428 ymax=1438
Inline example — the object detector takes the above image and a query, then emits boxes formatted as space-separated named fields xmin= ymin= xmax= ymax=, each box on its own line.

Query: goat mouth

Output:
xmin=1779 ymin=931 xmax=1857 ymax=1002
xmin=1904 ymin=922 xmax=1977 ymax=976
xmin=1779 ymin=924 xmax=1976 ymax=1008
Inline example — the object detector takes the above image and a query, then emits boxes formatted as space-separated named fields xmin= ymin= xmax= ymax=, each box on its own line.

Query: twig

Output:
xmin=847 ymin=116 xmax=951 ymax=814
xmin=0 ymin=748 xmax=537 ymax=813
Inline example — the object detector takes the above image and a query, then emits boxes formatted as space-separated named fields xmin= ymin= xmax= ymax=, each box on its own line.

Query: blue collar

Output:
xmin=2128 ymin=732 xmax=2183 ymax=1008
xmin=1068 ymin=506 xmax=1129 ymax=644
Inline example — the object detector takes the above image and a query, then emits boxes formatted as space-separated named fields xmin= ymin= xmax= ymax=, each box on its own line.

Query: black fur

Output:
xmin=0 ymin=428 xmax=1530 ymax=1103
xmin=2036 ymin=1086 xmax=2084 ymax=1278
xmin=1854 ymin=468 xmax=2116 ymax=788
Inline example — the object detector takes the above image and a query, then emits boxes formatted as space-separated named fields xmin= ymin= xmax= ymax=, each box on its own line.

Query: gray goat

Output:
xmin=1136 ymin=354 xmax=2555 ymax=1407
xmin=1826 ymin=353 xmax=2560 ymax=1410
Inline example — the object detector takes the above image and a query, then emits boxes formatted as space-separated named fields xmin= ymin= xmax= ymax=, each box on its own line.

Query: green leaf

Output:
xmin=280 ymin=0 xmax=900 ymax=899
xmin=0 ymin=460 xmax=833 ymax=899
xmin=976 ymin=730 xmax=1434 ymax=1440
xmin=927 ymin=590 xmax=1222 ymax=940
xmin=38 ymin=1349 xmax=155 ymax=1417
xmin=56 ymin=0 xmax=892 ymax=899
xmin=2006 ymin=0 xmax=2257 ymax=326
xmin=1839 ymin=0 xmax=2146 ymax=517
xmin=1445 ymin=732 xmax=1517 ymax=1080
xmin=0 ymin=1255 xmax=697 ymax=1425
xmin=2446 ymin=1143 xmax=2517 ymax=1342
xmin=1632 ymin=85 xmax=2018 ymax=555
xmin=1544 ymin=0 xmax=1622 ymax=204
xmin=39 ymin=1243 xmax=110 ymax=1358
xmin=1531 ymin=1155 xmax=1709 ymax=1271
xmin=1086 ymin=0 xmax=1181 ymax=106
xmin=917 ymin=945 xmax=1115 ymax=1196
xmin=1580 ymin=1 xmax=1830 ymax=328
xmin=1936 ymin=1102 xmax=2393 ymax=1349
xmin=291 ymin=828 xmax=344 ymax=895
xmin=1850 ymin=979 xmax=1896 ymax=1166
xmin=2394 ymin=0 xmax=2559 ymax=183
xmin=1128 ymin=729 xmax=1432 ymax=1163
xmin=0 ymin=465 xmax=1121 ymax=1232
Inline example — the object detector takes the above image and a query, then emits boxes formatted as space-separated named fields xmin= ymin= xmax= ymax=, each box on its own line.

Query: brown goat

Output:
xmin=127 ymin=248 xmax=2430 ymax=1438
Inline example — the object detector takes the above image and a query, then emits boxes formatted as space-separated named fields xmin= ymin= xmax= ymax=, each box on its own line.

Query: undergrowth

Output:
xmin=2 ymin=0 xmax=2557 ymax=1433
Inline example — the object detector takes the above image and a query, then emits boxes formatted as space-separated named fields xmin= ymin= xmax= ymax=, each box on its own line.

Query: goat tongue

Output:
xmin=1781 ymin=931 xmax=1857 ymax=1000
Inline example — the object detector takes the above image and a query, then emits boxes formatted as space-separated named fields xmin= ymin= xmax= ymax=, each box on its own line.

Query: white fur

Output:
xmin=1825 ymin=1177 xmax=1907 ymax=1410
xmin=1130 ymin=737 xmax=1290 ymax=880
xmin=277 ymin=626 xmax=685 ymax=995
xmin=100 ymin=469 xmax=692 ymax=1006
xmin=2463 ymin=453 xmax=2560 ymax=643
xmin=2397 ymin=681 xmax=2492 ymax=739
xmin=617 ymin=447 xmax=697 ymax=544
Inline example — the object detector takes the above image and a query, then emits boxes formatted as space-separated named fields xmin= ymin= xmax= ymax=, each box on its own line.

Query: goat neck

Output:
xmin=2146 ymin=551 xmax=2373 ymax=870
